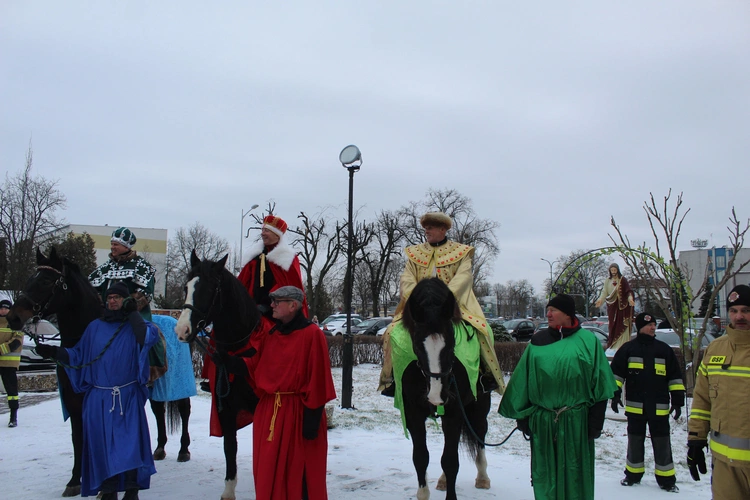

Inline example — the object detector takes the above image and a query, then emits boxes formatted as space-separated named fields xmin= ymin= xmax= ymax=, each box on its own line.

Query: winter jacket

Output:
xmin=0 ymin=317 xmax=24 ymax=369
xmin=689 ymin=326 xmax=750 ymax=466
xmin=610 ymin=333 xmax=685 ymax=417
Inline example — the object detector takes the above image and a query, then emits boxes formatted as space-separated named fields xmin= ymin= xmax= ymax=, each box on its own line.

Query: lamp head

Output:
xmin=339 ymin=145 xmax=362 ymax=169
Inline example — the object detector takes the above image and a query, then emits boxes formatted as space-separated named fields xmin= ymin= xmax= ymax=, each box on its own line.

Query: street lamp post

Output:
xmin=240 ymin=204 xmax=259 ymax=269
xmin=339 ymin=145 xmax=362 ymax=410
xmin=541 ymin=258 xmax=559 ymax=300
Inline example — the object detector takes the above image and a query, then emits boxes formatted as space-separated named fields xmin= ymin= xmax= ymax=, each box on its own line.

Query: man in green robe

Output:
xmin=499 ymin=294 xmax=617 ymax=500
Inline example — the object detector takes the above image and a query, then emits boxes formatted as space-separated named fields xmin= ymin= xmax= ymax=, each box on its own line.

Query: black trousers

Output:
xmin=0 ymin=367 xmax=19 ymax=410
xmin=624 ymin=415 xmax=676 ymax=487
xmin=101 ymin=469 xmax=138 ymax=493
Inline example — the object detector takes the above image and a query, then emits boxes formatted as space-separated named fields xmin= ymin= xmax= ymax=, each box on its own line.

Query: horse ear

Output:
xmin=215 ymin=254 xmax=229 ymax=271
xmin=36 ymin=246 xmax=44 ymax=264
xmin=190 ymin=249 xmax=200 ymax=268
xmin=49 ymin=246 xmax=62 ymax=267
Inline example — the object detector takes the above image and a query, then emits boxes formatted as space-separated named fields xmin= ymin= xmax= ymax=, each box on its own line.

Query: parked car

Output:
xmin=321 ymin=313 xmax=362 ymax=326
xmin=322 ymin=317 xmax=363 ymax=336
xmin=581 ymin=325 xmax=609 ymax=349
xmin=654 ymin=329 xmax=716 ymax=349
xmin=351 ymin=317 xmax=392 ymax=335
xmin=19 ymin=320 xmax=60 ymax=372
xmin=534 ymin=321 xmax=548 ymax=333
xmin=503 ymin=319 xmax=535 ymax=342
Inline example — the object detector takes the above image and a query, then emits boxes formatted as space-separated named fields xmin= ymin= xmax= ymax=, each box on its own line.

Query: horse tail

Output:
xmin=167 ymin=400 xmax=182 ymax=434
xmin=460 ymin=423 xmax=482 ymax=459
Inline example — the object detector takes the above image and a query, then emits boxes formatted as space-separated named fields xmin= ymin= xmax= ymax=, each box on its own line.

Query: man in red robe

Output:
xmin=248 ymin=286 xmax=335 ymax=500
xmin=238 ymin=215 xmax=308 ymax=322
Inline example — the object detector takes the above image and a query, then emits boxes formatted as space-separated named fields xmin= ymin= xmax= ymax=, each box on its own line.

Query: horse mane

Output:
xmin=402 ymin=278 xmax=460 ymax=337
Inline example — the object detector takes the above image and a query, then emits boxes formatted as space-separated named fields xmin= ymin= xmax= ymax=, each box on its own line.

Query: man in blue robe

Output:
xmin=37 ymin=282 xmax=159 ymax=499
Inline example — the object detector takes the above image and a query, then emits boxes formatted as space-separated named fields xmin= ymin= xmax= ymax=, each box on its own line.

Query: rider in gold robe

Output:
xmin=379 ymin=212 xmax=504 ymax=396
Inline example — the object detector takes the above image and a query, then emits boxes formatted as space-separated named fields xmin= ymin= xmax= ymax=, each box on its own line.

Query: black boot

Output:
xmin=8 ymin=407 xmax=18 ymax=428
xmin=123 ymin=488 xmax=139 ymax=500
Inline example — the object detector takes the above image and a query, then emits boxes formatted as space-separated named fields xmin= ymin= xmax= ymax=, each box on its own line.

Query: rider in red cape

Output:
xmin=203 ymin=215 xmax=307 ymax=436
xmin=237 ymin=215 xmax=308 ymax=327
xmin=247 ymin=286 xmax=335 ymax=500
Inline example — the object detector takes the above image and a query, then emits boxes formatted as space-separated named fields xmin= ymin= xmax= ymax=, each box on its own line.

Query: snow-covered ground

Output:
xmin=1 ymin=364 xmax=712 ymax=499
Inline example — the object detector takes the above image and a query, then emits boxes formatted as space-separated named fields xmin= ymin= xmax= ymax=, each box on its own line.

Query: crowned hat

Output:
xmin=111 ymin=227 xmax=136 ymax=249
xmin=263 ymin=215 xmax=288 ymax=237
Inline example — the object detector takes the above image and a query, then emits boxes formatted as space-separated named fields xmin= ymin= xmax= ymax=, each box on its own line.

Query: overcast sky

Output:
xmin=2 ymin=1 xmax=748 ymax=294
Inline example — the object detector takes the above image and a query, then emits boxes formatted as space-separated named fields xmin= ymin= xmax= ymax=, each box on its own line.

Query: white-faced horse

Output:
xmin=392 ymin=278 xmax=492 ymax=500
xmin=175 ymin=250 xmax=264 ymax=500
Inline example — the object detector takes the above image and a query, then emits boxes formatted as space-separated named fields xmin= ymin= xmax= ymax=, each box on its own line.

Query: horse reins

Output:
xmin=445 ymin=374 xmax=528 ymax=447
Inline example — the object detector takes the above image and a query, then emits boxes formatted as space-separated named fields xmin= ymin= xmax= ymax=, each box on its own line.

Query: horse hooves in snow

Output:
xmin=62 ymin=485 xmax=82 ymax=497
xmin=153 ymin=447 xmax=167 ymax=460
xmin=475 ymin=477 xmax=491 ymax=489
xmin=436 ymin=474 xmax=447 ymax=491
xmin=177 ymin=450 xmax=191 ymax=462
xmin=220 ymin=478 xmax=237 ymax=500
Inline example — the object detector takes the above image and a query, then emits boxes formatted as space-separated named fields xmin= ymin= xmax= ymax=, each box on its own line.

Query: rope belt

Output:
xmin=553 ymin=406 xmax=571 ymax=423
xmin=267 ymin=391 xmax=296 ymax=442
xmin=94 ymin=380 xmax=138 ymax=415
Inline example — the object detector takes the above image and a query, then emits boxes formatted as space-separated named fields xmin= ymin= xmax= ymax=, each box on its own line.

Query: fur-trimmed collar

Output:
xmin=242 ymin=235 xmax=296 ymax=271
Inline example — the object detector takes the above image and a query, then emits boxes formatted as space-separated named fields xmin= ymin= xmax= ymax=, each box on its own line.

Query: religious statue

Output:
xmin=595 ymin=263 xmax=634 ymax=349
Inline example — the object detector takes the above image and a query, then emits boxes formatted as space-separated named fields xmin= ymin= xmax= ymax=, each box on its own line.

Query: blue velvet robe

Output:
xmin=64 ymin=317 xmax=158 ymax=496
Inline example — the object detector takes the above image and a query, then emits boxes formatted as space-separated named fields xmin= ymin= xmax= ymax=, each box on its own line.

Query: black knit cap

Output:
xmin=105 ymin=282 xmax=130 ymax=298
xmin=727 ymin=284 xmax=750 ymax=309
xmin=546 ymin=294 xmax=577 ymax=321
xmin=0 ymin=299 xmax=11 ymax=309
xmin=635 ymin=312 xmax=657 ymax=332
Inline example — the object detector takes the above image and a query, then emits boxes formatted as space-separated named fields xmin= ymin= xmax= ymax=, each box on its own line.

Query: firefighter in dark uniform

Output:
xmin=610 ymin=312 xmax=685 ymax=492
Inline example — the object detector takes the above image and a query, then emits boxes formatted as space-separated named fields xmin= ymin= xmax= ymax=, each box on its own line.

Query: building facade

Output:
xmin=678 ymin=247 xmax=750 ymax=320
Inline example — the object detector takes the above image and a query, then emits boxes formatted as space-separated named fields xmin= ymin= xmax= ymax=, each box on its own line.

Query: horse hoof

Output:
xmin=177 ymin=450 xmax=191 ymax=462
xmin=475 ymin=477 xmax=491 ymax=489
xmin=62 ymin=485 xmax=82 ymax=497
xmin=153 ymin=447 xmax=166 ymax=460
xmin=221 ymin=478 xmax=237 ymax=500
xmin=417 ymin=485 xmax=430 ymax=500
xmin=436 ymin=477 xmax=447 ymax=491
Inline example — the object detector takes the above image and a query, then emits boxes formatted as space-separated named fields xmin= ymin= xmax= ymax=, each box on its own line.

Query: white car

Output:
xmin=322 ymin=317 xmax=363 ymax=336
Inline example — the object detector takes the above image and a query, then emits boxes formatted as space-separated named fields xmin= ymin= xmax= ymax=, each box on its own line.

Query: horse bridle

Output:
xmin=180 ymin=275 xmax=222 ymax=343
xmin=20 ymin=265 xmax=68 ymax=322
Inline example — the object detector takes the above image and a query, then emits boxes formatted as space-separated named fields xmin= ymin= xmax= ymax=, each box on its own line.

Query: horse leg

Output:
xmin=218 ymin=408 xmax=238 ymax=500
xmin=406 ymin=413 xmax=430 ymax=500
xmin=440 ymin=413 xmax=462 ymax=500
xmin=61 ymin=372 xmax=83 ymax=497
xmin=177 ymin=398 xmax=192 ymax=462
xmin=150 ymin=399 xmax=167 ymax=460
xmin=470 ymin=392 xmax=492 ymax=489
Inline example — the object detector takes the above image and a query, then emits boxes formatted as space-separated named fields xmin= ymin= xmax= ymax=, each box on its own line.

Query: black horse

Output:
xmin=8 ymin=247 xmax=194 ymax=497
xmin=175 ymin=250 xmax=261 ymax=500
xmin=395 ymin=278 xmax=492 ymax=500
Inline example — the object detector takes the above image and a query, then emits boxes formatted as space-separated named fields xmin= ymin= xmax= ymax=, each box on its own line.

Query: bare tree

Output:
xmin=156 ymin=223 xmax=229 ymax=308
xmin=356 ymin=210 xmax=405 ymax=317
xmin=554 ymin=250 xmax=608 ymax=318
xmin=610 ymin=191 xmax=750 ymax=382
xmin=288 ymin=211 xmax=345 ymax=318
xmin=0 ymin=141 xmax=67 ymax=295
xmin=505 ymin=279 xmax=535 ymax=318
